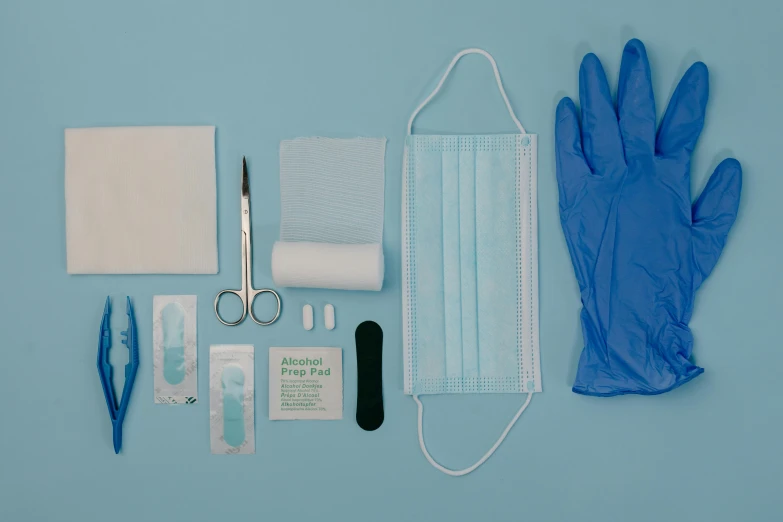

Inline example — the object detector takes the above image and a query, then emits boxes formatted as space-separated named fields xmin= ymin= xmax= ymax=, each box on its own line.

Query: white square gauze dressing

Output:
xmin=65 ymin=126 xmax=218 ymax=274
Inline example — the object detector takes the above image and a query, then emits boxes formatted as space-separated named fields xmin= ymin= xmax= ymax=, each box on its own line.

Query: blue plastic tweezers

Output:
xmin=97 ymin=296 xmax=139 ymax=454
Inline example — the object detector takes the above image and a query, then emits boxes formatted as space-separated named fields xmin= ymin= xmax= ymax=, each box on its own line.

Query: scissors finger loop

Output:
xmin=248 ymin=289 xmax=282 ymax=326
xmin=214 ymin=289 xmax=247 ymax=326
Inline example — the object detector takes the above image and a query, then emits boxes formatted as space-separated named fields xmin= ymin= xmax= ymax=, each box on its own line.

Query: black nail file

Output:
xmin=355 ymin=321 xmax=384 ymax=431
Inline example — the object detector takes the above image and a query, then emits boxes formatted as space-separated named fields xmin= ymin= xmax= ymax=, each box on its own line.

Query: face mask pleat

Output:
xmin=475 ymin=140 xmax=521 ymax=389
xmin=411 ymin=143 xmax=447 ymax=390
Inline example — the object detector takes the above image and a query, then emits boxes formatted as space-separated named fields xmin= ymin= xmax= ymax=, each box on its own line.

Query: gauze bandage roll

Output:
xmin=275 ymin=137 xmax=386 ymax=291
xmin=272 ymin=242 xmax=384 ymax=291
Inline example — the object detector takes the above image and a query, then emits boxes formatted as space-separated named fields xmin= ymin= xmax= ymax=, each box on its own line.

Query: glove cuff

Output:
xmin=572 ymin=312 xmax=704 ymax=396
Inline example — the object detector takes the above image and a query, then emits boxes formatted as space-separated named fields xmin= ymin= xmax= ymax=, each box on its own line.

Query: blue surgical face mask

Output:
xmin=402 ymin=48 xmax=541 ymax=476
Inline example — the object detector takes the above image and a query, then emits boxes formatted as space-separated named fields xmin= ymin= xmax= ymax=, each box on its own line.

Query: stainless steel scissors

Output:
xmin=214 ymin=157 xmax=282 ymax=326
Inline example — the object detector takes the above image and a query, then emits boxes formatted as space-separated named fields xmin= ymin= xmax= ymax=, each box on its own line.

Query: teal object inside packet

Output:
xmin=222 ymin=365 xmax=246 ymax=448
xmin=162 ymin=302 xmax=186 ymax=385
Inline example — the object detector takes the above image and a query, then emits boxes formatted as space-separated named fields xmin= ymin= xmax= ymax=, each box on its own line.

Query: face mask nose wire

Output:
xmin=413 ymin=393 xmax=533 ymax=476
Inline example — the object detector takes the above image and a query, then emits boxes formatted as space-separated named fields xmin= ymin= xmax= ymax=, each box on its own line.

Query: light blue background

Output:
xmin=0 ymin=1 xmax=780 ymax=520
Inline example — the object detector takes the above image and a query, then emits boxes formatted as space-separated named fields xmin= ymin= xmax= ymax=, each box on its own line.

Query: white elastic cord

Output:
xmin=413 ymin=393 xmax=534 ymax=477
xmin=406 ymin=48 xmax=526 ymax=135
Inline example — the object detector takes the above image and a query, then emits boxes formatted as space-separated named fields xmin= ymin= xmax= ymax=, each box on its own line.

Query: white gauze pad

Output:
xmin=65 ymin=126 xmax=217 ymax=274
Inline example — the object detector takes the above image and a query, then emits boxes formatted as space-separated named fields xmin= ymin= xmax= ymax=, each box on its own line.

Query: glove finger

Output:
xmin=618 ymin=39 xmax=656 ymax=157
xmin=555 ymin=97 xmax=590 ymax=210
xmin=656 ymin=62 xmax=709 ymax=159
xmin=579 ymin=53 xmax=625 ymax=175
xmin=691 ymin=158 xmax=742 ymax=288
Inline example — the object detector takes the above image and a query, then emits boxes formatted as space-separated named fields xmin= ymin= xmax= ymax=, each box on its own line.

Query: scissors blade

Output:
xmin=242 ymin=156 xmax=249 ymax=198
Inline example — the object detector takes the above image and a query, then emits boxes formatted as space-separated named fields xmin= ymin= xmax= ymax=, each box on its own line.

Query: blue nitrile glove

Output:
xmin=555 ymin=39 xmax=742 ymax=396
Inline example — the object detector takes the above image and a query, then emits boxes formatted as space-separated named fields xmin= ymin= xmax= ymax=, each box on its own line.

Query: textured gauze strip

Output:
xmin=272 ymin=137 xmax=386 ymax=291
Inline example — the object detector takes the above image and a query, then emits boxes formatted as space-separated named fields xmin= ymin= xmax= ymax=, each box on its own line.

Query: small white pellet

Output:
xmin=302 ymin=304 xmax=314 ymax=331
xmin=324 ymin=304 xmax=335 ymax=330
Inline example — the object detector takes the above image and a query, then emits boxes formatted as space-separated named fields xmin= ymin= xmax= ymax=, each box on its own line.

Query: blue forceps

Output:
xmin=214 ymin=157 xmax=282 ymax=326
xmin=97 ymin=296 xmax=139 ymax=454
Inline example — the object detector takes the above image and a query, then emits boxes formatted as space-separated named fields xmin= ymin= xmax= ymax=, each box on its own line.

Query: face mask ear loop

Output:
xmin=413 ymin=393 xmax=533 ymax=477
xmin=406 ymin=48 xmax=526 ymax=136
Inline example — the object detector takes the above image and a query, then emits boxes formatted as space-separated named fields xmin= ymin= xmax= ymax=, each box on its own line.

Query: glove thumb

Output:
xmin=692 ymin=158 xmax=742 ymax=289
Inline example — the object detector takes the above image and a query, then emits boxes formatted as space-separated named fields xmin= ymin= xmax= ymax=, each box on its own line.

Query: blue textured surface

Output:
xmin=0 ymin=1 xmax=780 ymax=521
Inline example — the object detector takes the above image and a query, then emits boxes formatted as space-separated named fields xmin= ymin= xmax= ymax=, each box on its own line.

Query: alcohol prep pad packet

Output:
xmin=269 ymin=347 xmax=343 ymax=420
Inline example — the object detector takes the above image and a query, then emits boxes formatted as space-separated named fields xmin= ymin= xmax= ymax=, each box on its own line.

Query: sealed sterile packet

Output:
xmin=268 ymin=347 xmax=343 ymax=420
xmin=153 ymin=296 xmax=197 ymax=404
xmin=210 ymin=345 xmax=255 ymax=455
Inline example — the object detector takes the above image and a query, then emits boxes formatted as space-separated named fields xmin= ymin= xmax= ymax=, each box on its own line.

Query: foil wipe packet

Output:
xmin=269 ymin=347 xmax=343 ymax=420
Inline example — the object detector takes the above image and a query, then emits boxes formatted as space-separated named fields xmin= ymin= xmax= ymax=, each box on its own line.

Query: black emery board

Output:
xmin=355 ymin=321 xmax=384 ymax=431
